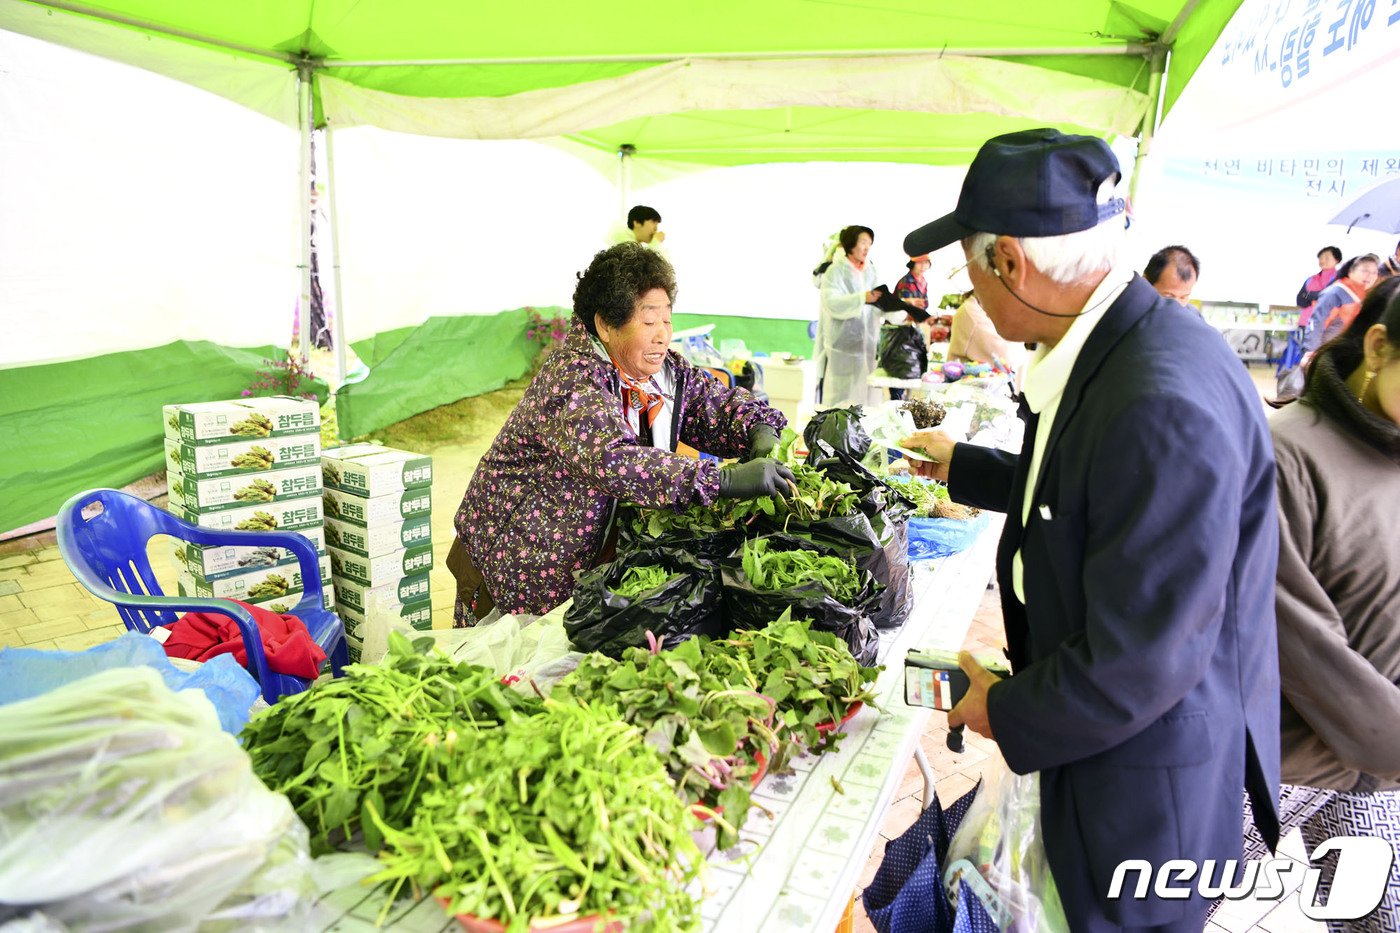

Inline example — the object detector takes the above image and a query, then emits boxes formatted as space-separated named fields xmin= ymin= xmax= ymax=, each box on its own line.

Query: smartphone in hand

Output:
xmin=904 ymin=649 xmax=1010 ymax=711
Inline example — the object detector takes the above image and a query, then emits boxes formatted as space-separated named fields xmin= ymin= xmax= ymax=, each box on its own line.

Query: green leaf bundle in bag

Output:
xmin=721 ymin=535 xmax=882 ymax=666
xmin=565 ymin=547 xmax=726 ymax=658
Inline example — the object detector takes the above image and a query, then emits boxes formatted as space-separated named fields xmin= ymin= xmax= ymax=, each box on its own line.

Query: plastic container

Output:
xmin=814 ymin=700 xmax=864 ymax=734
xmin=692 ymin=750 xmax=769 ymax=821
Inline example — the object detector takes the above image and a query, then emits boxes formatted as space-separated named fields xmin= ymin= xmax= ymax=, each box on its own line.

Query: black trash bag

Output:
xmin=757 ymin=510 xmax=912 ymax=631
xmin=720 ymin=535 xmax=880 ymax=666
xmin=565 ymin=547 xmax=726 ymax=658
xmin=878 ymin=323 xmax=928 ymax=380
xmin=803 ymin=406 xmax=872 ymax=464
xmin=615 ymin=505 xmax=747 ymax=562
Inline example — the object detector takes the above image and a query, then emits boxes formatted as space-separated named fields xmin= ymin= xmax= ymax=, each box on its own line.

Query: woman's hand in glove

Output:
xmin=744 ymin=424 xmax=780 ymax=461
xmin=718 ymin=458 xmax=797 ymax=500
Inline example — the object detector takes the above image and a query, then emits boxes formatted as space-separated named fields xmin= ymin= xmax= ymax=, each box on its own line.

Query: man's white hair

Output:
xmin=967 ymin=177 xmax=1126 ymax=286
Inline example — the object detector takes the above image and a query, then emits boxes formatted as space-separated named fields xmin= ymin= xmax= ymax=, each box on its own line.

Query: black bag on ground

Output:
xmin=758 ymin=510 xmax=912 ymax=631
xmin=720 ymin=534 xmax=881 ymax=666
xmin=803 ymin=406 xmax=872 ymax=463
xmin=878 ymin=323 xmax=928 ymax=380
xmin=615 ymin=505 xmax=745 ymax=562
xmin=565 ymin=547 xmax=726 ymax=658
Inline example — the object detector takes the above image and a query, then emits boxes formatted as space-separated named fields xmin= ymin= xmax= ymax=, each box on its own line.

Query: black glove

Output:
xmin=745 ymin=424 xmax=780 ymax=461
xmin=718 ymin=458 xmax=797 ymax=500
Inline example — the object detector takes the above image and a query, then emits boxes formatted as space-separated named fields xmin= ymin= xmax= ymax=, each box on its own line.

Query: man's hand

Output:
xmin=865 ymin=288 xmax=885 ymax=303
xmin=900 ymin=429 xmax=956 ymax=482
xmin=947 ymin=651 xmax=1000 ymax=740
xmin=654 ymin=229 xmax=666 ymax=243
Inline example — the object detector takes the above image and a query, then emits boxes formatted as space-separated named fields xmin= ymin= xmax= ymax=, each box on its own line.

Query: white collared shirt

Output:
xmin=1012 ymin=268 xmax=1134 ymax=603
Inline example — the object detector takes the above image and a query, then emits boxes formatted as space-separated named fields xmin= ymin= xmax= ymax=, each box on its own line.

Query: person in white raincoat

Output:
xmin=815 ymin=225 xmax=895 ymax=406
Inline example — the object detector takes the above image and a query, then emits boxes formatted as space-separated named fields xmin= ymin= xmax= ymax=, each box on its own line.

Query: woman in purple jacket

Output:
xmin=449 ymin=243 xmax=792 ymax=623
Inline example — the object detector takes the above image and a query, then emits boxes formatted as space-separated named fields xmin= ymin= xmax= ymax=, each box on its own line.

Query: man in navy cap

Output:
xmin=902 ymin=129 xmax=1280 ymax=932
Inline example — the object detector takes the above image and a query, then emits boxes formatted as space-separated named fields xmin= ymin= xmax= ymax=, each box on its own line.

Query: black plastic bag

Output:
xmin=615 ymin=505 xmax=747 ymax=562
xmin=758 ymin=510 xmax=912 ymax=630
xmin=565 ymin=547 xmax=726 ymax=658
xmin=803 ymin=406 xmax=872 ymax=463
xmin=720 ymin=535 xmax=881 ymax=666
xmin=809 ymin=443 xmax=919 ymax=525
xmin=878 ymin=323 xmax=928 ymax=380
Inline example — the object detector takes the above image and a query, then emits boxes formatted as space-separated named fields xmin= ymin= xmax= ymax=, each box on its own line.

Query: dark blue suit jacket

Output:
xmin=949 ymin=276 xmax=1281 ymax=930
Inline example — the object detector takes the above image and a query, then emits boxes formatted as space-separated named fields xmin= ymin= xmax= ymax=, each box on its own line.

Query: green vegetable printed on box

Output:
xmin=163 ymin=397 xmax=319 ymax=446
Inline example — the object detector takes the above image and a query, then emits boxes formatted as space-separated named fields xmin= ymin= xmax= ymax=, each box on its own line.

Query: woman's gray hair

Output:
xmin=572 ymin=242 xmax=678 ymax=336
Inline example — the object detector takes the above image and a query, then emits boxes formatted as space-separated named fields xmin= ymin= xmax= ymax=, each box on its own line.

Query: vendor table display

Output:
xmin=305 ymin=520 xmax=1000 ymax=931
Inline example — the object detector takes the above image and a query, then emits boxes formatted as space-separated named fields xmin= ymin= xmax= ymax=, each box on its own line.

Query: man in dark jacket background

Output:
xmin=902 ymin=129 xmax=1281 ymax=932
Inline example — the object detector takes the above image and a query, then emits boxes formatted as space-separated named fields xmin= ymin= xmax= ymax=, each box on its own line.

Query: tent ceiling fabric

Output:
xmin=3 ymin=0 xmax=1243 ymax=166
xmin=318 ymin=54 xmax=1148 ymax=144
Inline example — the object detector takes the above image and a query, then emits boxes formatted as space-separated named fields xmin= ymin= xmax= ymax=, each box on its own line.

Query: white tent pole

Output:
xmin=297 ymin=62 xmax=313 ymax=362
xmin=1128 ymin=46 xmax=1167 ymax=207
xmin=326 ymin=44 xmax=1152 ymax=68
xmin=618 ymin=144 xmax=634 ymax=223
xmin=324 ymin=125 xmax=349 ymax=386
xmin=1128 ymin=0 xmax=1199 ymax=206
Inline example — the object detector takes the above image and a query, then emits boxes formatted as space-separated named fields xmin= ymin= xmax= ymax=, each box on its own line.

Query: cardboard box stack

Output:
xmin=321 ymin=444 xmax=434 ymax=659
xmin=163 ymin=397 xmax=333 ymax=616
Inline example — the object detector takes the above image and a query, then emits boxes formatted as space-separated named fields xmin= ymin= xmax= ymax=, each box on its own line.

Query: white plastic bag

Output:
xmin=943 ymin=752 xmax=1068 ymax=933
xmin=422 ymin=609 xmax=578 ymax=693
xmin=0 ymin=667 xmax=325 ymax=932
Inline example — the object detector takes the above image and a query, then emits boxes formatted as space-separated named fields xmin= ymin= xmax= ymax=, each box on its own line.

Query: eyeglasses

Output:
xmin=947 ymin=258 xmax=972 ymax=279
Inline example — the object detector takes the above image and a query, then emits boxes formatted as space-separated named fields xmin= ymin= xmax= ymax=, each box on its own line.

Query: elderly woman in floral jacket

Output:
xmin=449 ymin=243 xmax=792 ymax=622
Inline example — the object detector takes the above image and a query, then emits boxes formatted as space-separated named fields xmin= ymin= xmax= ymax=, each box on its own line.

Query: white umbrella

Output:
xmin=1330 ymin=176 xmax=1400 ymax=235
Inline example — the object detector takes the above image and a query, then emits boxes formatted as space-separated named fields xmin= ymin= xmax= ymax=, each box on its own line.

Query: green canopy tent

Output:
xmin=0 ymin=0 xmax=1242 ymax=533
xmin=0 ymin=0 xmax=1241 ymax=370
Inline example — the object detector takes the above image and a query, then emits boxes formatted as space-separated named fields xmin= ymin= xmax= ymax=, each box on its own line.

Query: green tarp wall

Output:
xmin=338 ymin=308 xmax=539 ymax=440
xmin=0 ymin=311 xmax=813 ymax=533
xmin=0 ymin=341 xmax=327 ymax=535
xmin=335 ymin=309 xmax=818 ymax=440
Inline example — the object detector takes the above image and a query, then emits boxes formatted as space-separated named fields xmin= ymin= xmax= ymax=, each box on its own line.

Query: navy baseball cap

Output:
xmin=903 ymin=128 xmax=1126 ymax=256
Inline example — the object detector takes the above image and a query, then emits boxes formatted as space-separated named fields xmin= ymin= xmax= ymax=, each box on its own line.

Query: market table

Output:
xmin=309 ymin=518 xmax=1003 ymax=933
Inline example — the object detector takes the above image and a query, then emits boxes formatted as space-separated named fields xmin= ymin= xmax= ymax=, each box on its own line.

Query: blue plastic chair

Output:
xmin=56 ymin=489 xmax=348 ymax=704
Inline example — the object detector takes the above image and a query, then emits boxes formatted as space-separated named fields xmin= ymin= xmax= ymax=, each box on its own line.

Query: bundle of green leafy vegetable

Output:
xmin=698 ymin=614 xmax=882 ymax=770
xmin=369 ymin=699 xmax=703 ymax=932
xmin=241 ymin=632 xmax=540 ymax=854
xmin=612 ymin=565 xmax=680 ymax=598
xmin=884 ymin=476 xmax=950 ymax=518
xmin=740 ymin=537 xmax=862 ymax=603
xmin=624 ymin=430 xmax=860 ymax=545
xmin=624 ymin=501 xmax=739 ymax=541
xmin=556 ymin=637 xmax=779 ymax=849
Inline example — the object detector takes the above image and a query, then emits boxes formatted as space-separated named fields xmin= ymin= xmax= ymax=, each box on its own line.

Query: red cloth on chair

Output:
xmin=162 ymin=600 xmax=326 ymax=680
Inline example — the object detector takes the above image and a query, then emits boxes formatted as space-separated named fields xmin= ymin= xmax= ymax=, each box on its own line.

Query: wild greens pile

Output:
xmin=241 ymin=632 xmax=540 ymax=855
xmin=369 ymin=699 xmax=702 ymax=933
xmin=243 ymin=633 xmax=705 ymax=930
xmin=556 ymin=637 xmax=776 ymax=849
xmin=741 ymin=537 xmax=862 ymax=602
xmin=625 ymin=430 xmax=860 ymax=542
xmin=699 ymin=615 xmax=882 ymax=769
xmin=885 ymin=476 xmax=950 ymax=518
xmin=612 ymin=565 xmax=680 ymax=598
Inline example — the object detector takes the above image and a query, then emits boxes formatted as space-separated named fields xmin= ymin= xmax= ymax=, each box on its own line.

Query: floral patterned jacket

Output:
xmin=454 ymin=318 xmax=786 ymax=616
